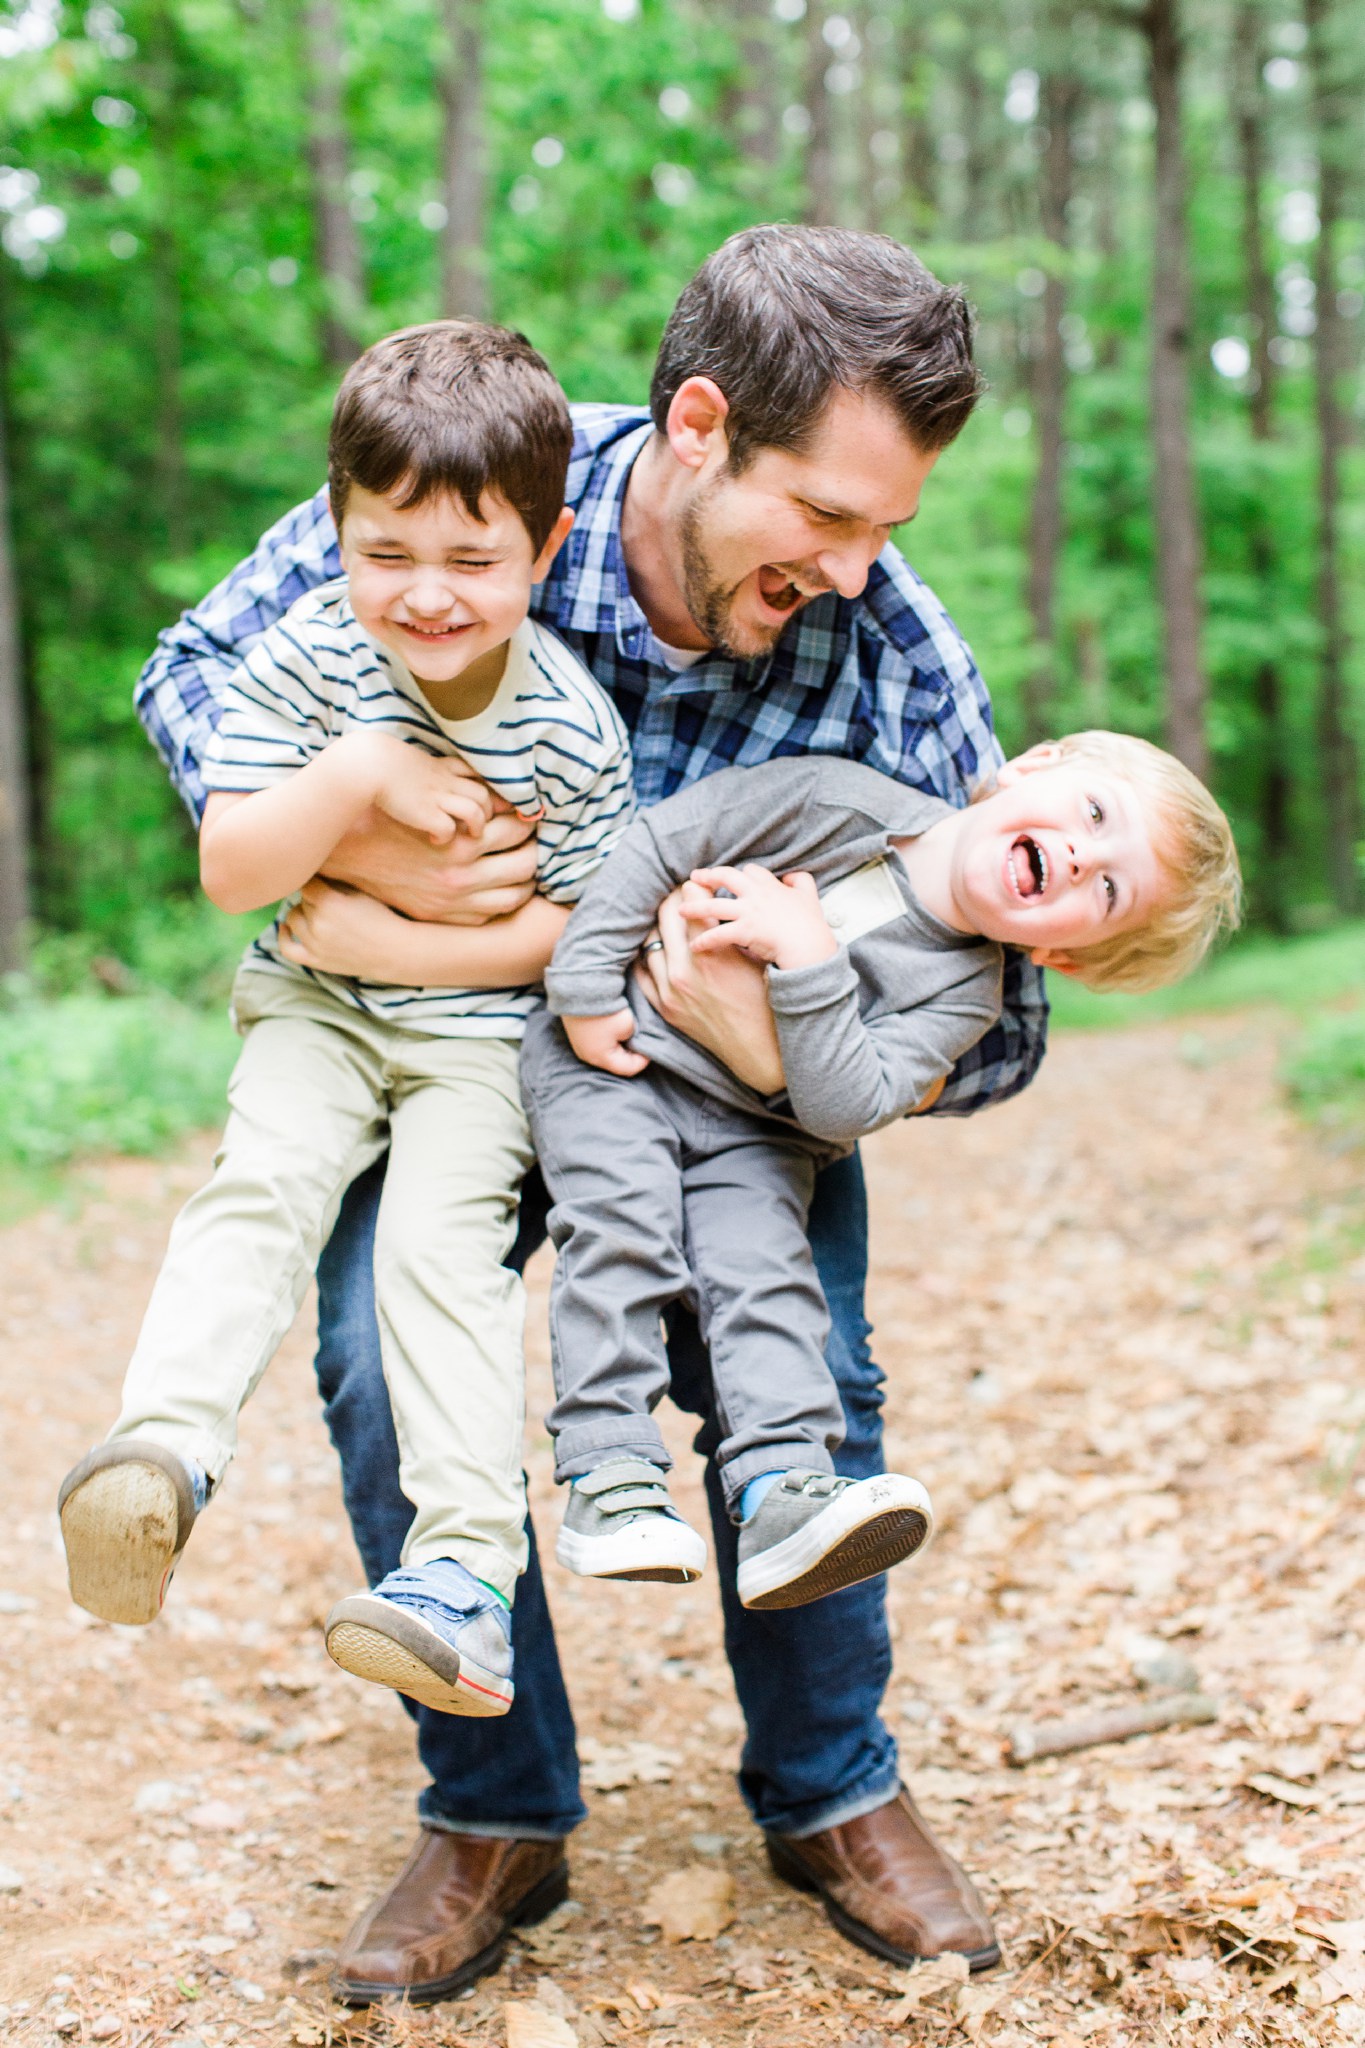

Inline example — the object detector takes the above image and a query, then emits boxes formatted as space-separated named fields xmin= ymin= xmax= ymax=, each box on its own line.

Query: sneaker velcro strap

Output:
xmin=575 ymin=1460 xmax=669 ymax=1498
xmin=596 ymin=1485 xmax=674 ymax=1517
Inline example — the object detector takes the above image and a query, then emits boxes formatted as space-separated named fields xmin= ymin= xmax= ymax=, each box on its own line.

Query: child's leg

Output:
xmin=322 ymin=1036 xmax=532 ymax=1717
xmin=520 ymin=1009 xmax=689 ymax=1479
xmin=680 ymin=1129 xmax=843 ymax=1507
xmin=61 ymin=976 xmax=389 ymax=1624
xmin=372 ymin=1038 xmax=533 ymax=1597
xmin=681 ymin=1128 xmax=933 ymax=1609
xmin=109 ymin=985 xmax=389 ymax=1484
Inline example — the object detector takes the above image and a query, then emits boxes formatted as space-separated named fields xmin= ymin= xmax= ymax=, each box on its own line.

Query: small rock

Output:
xmin=0 ymin=1592 xmax=36 ymax=1614
xmin=195 ymin=1934 xmax=237 ymax=1957
xmin=187 ymin=1800 xmax=245 ymax=1834
xmin=232 ymin=1980 xmax=266 ymax=2004
xmin=52 ymin=2015 xmax=79 ymax=2037
xmin=133 ymin=1779 xmax=188 ymax=1816
xmin=1128 ymin=1636 xmax=1199 ymax=1691
xmin=90 ymin=2018 xmax=122 ymax=2040
xmin=688 ymin=1832 xmax=729 ymax=1857
xmin=0 ymin=1865 xmax=23 ymax=1894
xmin=222 ymin=1907 xmax=258 ymax=1938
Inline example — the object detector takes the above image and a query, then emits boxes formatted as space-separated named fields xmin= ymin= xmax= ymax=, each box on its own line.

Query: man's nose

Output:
xmin=814 ymin=539 xmax=878 ymax=601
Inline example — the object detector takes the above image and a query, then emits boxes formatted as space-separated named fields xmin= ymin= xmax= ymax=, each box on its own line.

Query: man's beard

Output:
xmin=678 ymin=481 xmax=787 ymax=662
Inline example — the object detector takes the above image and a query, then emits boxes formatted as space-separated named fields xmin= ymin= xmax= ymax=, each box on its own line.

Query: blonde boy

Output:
xmin=523 ymin=733 xmax=1239 ymax=1608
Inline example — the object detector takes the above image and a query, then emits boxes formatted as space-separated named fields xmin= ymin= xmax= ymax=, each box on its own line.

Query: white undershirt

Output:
xmin=649 ymin=632 xmax=708 ymax=672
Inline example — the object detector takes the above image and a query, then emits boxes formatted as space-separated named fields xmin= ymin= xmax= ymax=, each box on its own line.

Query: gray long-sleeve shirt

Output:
xmin=544 ymin=756 xmax=1004 ymax=1151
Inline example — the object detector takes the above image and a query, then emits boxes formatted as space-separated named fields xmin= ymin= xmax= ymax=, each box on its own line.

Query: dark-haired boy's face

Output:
xmin=339 ymin=483 xmax=570 ymax=694
xmin=678 ymin=387 xmax=939 ymax=660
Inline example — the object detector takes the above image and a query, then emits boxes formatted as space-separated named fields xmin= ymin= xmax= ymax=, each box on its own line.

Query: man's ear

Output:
xmin=532 ymin=506 xmax=575 ymax=583
xmin=665 ymin=377 xmax=731 ymax=472
xmin=1029 ymin=945 xmax=1085 ymax=978
xmin=997 ymin=741 xmax=1065 ymax=788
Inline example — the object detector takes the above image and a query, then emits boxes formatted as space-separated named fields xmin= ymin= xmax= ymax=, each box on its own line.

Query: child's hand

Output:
xmin=563 ymin=1009 xmax=649 ymax=1077
xmin=682 ymin=866 xmax=838 ymax=972
xmin=278 ymin=878 xmax=410 ymax=981
xmin=344 ymin=733 xmax=535 ymax=846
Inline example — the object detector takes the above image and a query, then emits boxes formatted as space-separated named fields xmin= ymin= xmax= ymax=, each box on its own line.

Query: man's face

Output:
xmin=676 ymin=387 xmax=940 ymax=660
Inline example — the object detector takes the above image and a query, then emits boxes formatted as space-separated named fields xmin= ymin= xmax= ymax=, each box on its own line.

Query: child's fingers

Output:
xmin=689 ymin=865 xmax=748 ymax=895
xmin=598 ymin=1045 xmax=650 ymax=1076
xmin=782 ymin=870 xmax=820 ymax=900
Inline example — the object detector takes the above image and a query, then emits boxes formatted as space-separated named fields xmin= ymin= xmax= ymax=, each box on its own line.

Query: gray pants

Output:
xmin=521 ymin=1009 xmax=845 ymax=1513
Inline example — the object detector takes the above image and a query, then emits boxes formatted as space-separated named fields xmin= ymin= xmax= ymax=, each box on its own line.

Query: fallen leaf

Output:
xmin=504 ymin=2002 xmax=579 ymax=2047
xmin=641 ymin=1865 xmax=735 ymax=1942
xmin=578 ymin=1739 xmax=679 ymax=1791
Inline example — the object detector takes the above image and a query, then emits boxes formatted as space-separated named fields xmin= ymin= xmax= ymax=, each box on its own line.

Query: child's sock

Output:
xmin=739 ymin=1470 xmax=785 ymax=1523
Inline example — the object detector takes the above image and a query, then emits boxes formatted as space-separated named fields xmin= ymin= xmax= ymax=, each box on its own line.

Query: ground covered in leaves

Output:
xmin=2 ymin=1008 xmax=1363 ymax=2048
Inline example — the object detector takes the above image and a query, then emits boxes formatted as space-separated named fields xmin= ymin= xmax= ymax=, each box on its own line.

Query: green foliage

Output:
xmin=1046 ymin=918 xmax=1365 ymax=1029
xmin=1282 ymin=1002 xmax=1365 ymax=1138
xmin=0 ymin=987 xmax=234 ymax=1168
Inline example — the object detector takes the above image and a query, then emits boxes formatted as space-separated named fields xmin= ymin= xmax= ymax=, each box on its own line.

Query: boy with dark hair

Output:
xmin=58 ymin=322 xmax=634 ymax=1722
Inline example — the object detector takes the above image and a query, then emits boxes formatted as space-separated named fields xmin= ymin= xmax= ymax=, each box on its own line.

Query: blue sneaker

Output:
xmin=324 ymin=1559 xmax=514 ymax=1718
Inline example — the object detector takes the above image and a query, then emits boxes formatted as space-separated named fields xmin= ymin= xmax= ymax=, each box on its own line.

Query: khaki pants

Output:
xmin=111 ymin=970 xmax=534 ymax=1597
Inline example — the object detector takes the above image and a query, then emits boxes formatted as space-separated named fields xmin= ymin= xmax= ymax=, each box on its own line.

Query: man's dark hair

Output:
xmin=650 ymin=224 xmax=984 ymax=468
xmin=329 ymin=321 xmax=572 ymax=552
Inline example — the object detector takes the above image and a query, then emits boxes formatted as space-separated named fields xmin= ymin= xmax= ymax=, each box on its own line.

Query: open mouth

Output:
xmin=398 ymin=620 xmax=471 ymax=639
xmin=1008 ymin=834 xmax=1049 ymax=900
xmin=756 ymin=565 xmax=819 ymax=616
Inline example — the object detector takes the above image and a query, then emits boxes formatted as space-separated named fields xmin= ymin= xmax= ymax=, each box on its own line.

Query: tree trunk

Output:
xmin=0 ymin=347 xmax=27 ymax=975
xmin=145 ymin=4 xmax=188 ymax=553
xmin=1141 ymin=0 xmax=1208 ymax=781
xmin=439 ymin=0 xmax=487 ymax=320
xmin=729 ymin=0 xmax=778 ymax=174
xmin=1233 ymin=0 xmax=1291 ymax=928
xmin=301 ymin=0 xmax=365 ymax=369
xmin=802 ymin=0 xmax=835 ymax=225
xmin=1024 ymin=53 xmax=1077 ymax=745
xmin=896 ymin=12 xmax=936 ymax=237
xmin=1305 ymin=0 xmax=1361 ymax=911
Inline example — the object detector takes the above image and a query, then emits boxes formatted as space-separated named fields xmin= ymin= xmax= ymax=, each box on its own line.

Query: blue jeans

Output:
xmin=314 ymin=1148 xmax=900 ymax=1842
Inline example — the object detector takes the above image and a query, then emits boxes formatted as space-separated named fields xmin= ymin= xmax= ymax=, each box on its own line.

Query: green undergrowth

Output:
xmin=1046 ymin=921 xmax=1365 ymax=1032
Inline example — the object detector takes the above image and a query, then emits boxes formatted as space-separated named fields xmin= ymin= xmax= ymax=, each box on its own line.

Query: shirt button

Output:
xmin=826 ymin=907 xmax=845 ymax=929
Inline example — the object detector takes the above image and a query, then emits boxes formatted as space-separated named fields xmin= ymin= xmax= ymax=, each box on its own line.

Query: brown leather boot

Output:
xmin=765 ymin=1786 xmax=1000 ymax=1971
xmin=332 ymin=1828 xmax=569 ymax=2006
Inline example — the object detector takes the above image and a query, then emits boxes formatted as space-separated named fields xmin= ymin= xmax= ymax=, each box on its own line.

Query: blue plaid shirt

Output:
xmin=136 ymin=402 xmax=1046 ymax=1113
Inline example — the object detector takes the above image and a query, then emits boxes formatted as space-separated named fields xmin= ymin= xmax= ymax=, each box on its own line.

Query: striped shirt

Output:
xmin=202 ymin=581 xmax=634 ymax=1036
xmin=138 ymin=403 xmax=1046 ymax=1108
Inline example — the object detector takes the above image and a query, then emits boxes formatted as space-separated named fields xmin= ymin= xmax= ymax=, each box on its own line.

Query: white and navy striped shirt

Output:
xmin=202 ymin=580 xmax=635 ymax=1037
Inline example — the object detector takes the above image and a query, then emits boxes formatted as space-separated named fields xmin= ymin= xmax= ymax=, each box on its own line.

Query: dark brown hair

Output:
xmin=328 ymin=321 xmax=572 ymax=552
xmin=650 ymin=224 xmax=985 ymax=469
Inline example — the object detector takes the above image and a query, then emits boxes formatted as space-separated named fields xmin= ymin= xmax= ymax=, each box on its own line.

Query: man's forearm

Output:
xmin=363 ymin=896 xmax=570 ymax=987
xmin=929 ymin=955 xmax=1049 ymax=1116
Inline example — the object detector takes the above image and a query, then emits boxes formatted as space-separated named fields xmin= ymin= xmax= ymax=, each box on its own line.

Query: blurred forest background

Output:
xmin=0 ymin=0 xmax=1362 ymax=1181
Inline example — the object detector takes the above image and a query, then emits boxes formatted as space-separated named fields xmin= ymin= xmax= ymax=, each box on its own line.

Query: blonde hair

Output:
xmin=1033 ymin=731 xmax=1242 ymax=993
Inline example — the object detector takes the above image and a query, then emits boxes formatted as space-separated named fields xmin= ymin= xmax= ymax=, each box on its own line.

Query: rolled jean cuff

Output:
xmin=552 ymin=1417 xmax=673 ymax=1484
xmin=718 ymin=1440 xmax=836 ymax=1517
xmin=417 ymin=1796 xmax=580 ymax=1843
xmin=762 ymin=1770 xmax=902 ymax=1842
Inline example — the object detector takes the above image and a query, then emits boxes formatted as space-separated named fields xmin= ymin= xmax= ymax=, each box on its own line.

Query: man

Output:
xmin=137 ymin=224 xmax=1047 ymax=2003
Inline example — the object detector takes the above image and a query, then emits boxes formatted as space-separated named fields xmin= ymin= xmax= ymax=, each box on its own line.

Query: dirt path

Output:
xmin=2 ymin=1010 xmax=1363 ymax=2048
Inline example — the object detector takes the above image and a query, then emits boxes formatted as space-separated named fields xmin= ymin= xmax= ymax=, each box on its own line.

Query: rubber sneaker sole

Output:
xmin=324 ymin=1595 xmax=513 ymax=1718
xmin=737 ymin=1475 xmax=933 ymax=1611
xmin=556 ymin=1518 xmax=706 ymax=1584
xmin=57 ymin=1442 xmax=197 ymax=1625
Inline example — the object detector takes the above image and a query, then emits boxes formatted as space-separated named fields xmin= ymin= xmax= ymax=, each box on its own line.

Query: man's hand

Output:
xmin=682 ymin=865 xmax=837 ymax=971
xmin=634 ymin=889 xmax=785 ymax=1096
xmin=562 ymin=1008 xmax=649 ymax=1077
xmin=278 ymin=878 xmax=414 ymax=981
xmin=324 ymin=800 xmax=540 ymax=925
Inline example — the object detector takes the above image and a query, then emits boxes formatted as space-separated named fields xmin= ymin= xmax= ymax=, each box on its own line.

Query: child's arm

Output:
xmin=277 ymin=878 xmax=571 ymax=987
xmin=682 ymin=861 xmax=1003 ymax=1145
xmin=200 ymin=733 xmax=500 ymax=916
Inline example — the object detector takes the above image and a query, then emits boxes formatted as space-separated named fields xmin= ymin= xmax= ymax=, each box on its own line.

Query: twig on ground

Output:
xmin=1006 ymin=1692 xmax=1218 ymax=1765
